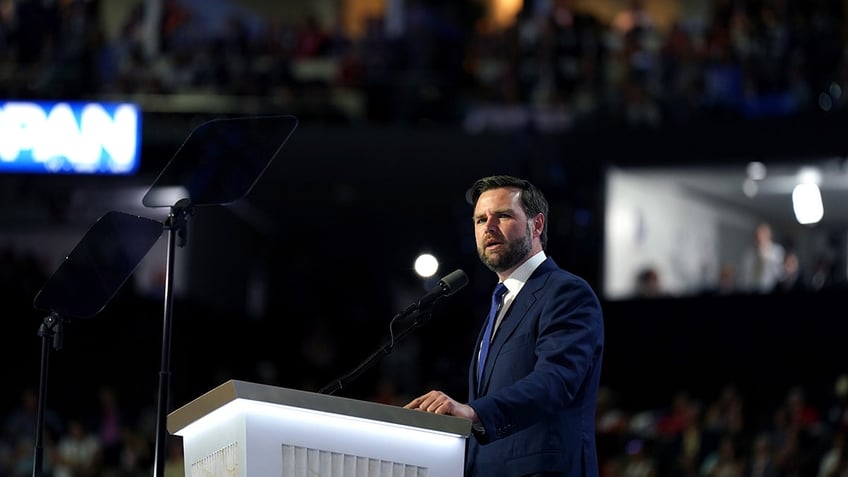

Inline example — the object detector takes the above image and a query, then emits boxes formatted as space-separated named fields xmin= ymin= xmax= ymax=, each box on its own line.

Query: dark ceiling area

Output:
xmin=6 ymin=110 xmax=848 ymax=316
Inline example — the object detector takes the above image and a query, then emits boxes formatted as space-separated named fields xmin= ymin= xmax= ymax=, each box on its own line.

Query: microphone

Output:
xmin=415 ymin=269 xmax=469 ymax=310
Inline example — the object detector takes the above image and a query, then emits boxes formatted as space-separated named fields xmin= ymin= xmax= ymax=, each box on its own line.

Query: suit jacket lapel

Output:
xmin=477 ymin=258 xmax=556 ymax=394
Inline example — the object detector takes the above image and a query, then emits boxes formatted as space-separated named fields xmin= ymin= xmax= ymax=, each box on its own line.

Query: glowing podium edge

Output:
xmin=167 ymin=379 xmax=472 ymax=477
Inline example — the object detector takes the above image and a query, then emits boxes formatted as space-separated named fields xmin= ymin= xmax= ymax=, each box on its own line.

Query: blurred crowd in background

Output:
xmin=634 ymin=221 xmax=845 ymax=299
xmin=2 ymin=342 xmax=848 ymax=477
xmin=0 ymin=0 xmax=845 ymax=127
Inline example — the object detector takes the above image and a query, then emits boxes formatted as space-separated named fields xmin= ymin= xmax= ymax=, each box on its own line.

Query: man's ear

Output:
xmin=533 ymin=213 xmax=544 ymax=238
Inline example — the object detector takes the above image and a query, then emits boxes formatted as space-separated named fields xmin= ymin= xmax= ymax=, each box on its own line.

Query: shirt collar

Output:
xmin=502 ymin=250 xmax=546 ymax=295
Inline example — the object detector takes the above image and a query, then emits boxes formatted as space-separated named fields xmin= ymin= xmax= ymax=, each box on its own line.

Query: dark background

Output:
xmin=2 ymin=0 xmax=848 ymax=475
xmin=6 ymin=113 xmax=848 ymax=422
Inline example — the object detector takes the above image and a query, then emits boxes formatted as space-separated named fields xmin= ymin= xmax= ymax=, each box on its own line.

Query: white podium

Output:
xmin=167 ymin=380 xmax=472 ymax=477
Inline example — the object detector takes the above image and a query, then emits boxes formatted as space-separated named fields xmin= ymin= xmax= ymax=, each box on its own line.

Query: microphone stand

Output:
xmin=32 ymin=312 xmax=63 ymax=477
xmin=318 ymin=306 xmax=434 ymax=396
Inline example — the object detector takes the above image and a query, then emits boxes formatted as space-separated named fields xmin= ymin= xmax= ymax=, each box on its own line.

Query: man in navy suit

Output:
xmin=405 ymin=175 xmax=605 ymax=477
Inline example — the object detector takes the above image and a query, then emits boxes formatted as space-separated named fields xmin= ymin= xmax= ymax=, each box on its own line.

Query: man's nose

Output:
xmin=484 ymin=215 xmax=499 ymax=230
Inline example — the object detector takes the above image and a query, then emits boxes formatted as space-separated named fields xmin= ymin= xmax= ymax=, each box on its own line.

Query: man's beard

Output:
xmin=478 ymin=224 xmax=533 ymax=273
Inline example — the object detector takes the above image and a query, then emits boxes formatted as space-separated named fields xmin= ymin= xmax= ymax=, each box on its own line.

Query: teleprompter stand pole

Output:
xmin=32 ymin=312 xmax=63 ymax=477
xmin=29 ymin=210 xmax=165 ymax=477
xmin=153 ymin=199 xmax=193 ymax=477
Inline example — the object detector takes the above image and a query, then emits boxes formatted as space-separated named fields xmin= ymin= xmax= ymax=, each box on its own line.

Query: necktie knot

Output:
xmin=478 ymin=282 xmax=508 ymax=387
xmin=493 ymin=282 xmax=508 ymax=303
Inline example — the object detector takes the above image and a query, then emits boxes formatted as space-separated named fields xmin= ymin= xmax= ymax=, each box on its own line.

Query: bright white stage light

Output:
xmin=414 ymin=254 xmax=439 ymax=278
xmin=792 ymin=183 xmax=824 ymax=225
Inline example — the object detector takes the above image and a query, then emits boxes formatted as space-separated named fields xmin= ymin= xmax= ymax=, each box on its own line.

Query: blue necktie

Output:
xmin=478 ymin=282 xmax=508 ymax=386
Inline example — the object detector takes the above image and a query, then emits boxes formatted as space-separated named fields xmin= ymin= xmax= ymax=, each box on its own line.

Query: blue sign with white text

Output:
xmin=0 ymin=100 xmax=141 ymax=174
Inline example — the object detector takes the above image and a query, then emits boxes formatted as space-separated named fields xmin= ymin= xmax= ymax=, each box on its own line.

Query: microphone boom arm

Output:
xmin=317 ymin=269 xmax=468 ymax=396
xmin=317 ymin=308 xmax=432 ymax=395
